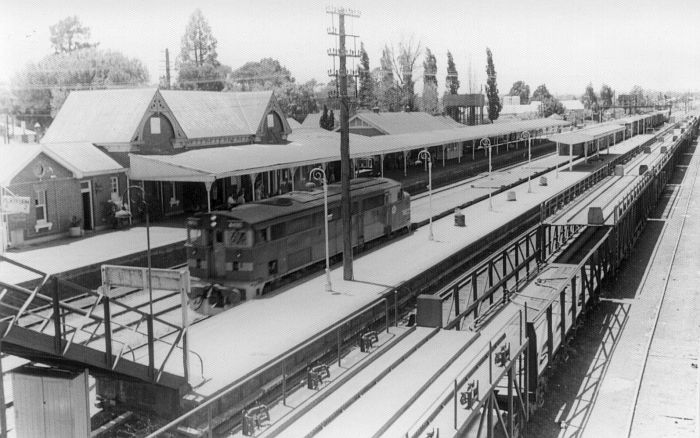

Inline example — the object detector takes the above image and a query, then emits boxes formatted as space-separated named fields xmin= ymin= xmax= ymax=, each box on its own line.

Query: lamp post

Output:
xmin=416 ymin=149 xmax=434 ymax=241
xmin=480 ymin=137 xmax=493 ymax=211
xmin=309 ymin=168 xmax=332 ymax=292
xmin=521 ymin=131 xmax=532 ymax=193
xmin=116 ymin=185 xmax=153 ymax=317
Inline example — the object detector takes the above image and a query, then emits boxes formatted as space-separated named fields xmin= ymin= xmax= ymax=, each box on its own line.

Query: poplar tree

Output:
xmin=422 ymin=47 xmax=439 ymax=114
xmin=445 ymin=51 xmax=460 ymax=119
xmin=358 ymin=43 xmax=374 ymax=109
xmin=485 ymin=47 xmax=501 ymax=121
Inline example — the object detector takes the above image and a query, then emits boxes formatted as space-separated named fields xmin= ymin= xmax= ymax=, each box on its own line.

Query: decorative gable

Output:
xmin=255 ymin=93 xmax=291 ymax=143
xmin=132 ymin=90 xmax=187 ymax=146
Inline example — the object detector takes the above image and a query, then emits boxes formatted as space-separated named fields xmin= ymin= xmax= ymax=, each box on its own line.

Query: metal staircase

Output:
xmin=0 ymin=255 xmax=198 ymax=392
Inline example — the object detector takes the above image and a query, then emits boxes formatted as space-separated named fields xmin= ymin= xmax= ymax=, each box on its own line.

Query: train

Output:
xmin=185 ymin=177 xmax=411 ymax=314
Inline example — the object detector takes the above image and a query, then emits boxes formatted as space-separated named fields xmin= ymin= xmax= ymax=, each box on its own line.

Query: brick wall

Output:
xmin=7 ymin=153 xmax=81 ymax=244
xmin=6 ymin=153 xmax=129 ymax=245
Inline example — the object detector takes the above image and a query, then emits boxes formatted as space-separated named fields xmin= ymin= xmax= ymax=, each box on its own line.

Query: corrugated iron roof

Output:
xmin=159 ymin=90 xmax=273 ymax=138
xmin=0 ymin=144 xmax=43 ymax=186
xmin=42 ymin=143 xmax=125 ymax=178
xmin=129 ymin=118 xmax=571 ymax=182
xmin=549 ymin=123 xmax=625 ymax=145
xmin=0 ymin=142 xmax=124 ymax=186
xmin=42 ymin=88 xmax=157 ymax=144
xmin=348 ymin=112 xmax=467 ymax=135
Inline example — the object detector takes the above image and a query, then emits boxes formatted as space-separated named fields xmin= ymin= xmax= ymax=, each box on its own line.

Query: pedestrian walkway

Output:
xmin=0 ymin=226 xmax=187 ymax=285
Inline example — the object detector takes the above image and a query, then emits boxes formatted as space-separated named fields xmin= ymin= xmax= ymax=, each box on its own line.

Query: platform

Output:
xmin=0 ymin=226 xmax=187 ymax=286
xmin=155 ymin=150 xmax=605 ymax=398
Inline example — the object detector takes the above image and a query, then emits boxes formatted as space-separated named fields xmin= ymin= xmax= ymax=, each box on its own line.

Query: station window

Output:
xmin=216 ymin=230 xmax=223 ymax=243
xmin=150 ymin=117 xmax=161 ymax=134
xmin=110 ymin=176 xmax=119 ymax=194
xmin=34 ymin=189 xmax=47 ymax=222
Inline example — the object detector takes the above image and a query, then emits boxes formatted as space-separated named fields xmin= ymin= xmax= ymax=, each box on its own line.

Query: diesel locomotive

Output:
xmin=185 ymin=177 xmax=411 ymax=314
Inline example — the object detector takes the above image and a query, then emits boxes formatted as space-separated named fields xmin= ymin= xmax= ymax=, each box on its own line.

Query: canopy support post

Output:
xmin=204 ymin=181 xmax=213 ymax=212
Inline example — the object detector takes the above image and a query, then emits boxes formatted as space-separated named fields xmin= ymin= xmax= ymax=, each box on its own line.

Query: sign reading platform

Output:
xmin=1 ymin=196 xmax=30 ymax=215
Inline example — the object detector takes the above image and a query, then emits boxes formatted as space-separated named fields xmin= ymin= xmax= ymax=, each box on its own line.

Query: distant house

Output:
xmin=560 ymin=100 xmax=585 ymax=124
xmin=0 ymin=143 xmax=126 ymax=247
xmin=495 ymin=102 xmax=542 ymax=121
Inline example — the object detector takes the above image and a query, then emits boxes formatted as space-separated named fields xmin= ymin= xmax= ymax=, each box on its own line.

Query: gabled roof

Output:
xmin=43 ymin=88 xmax=288 ymax=144
xmin=0 ymin=143 xmax=124 ymax=186
xmin=42 ymin=143 xmax=125 ymax=178
xmin=347 ymin=112 xmax=467 ymax=135
xmin=0 ymin=144 xmax=43 ymax=186
xmin=42 ymin=88 xmax=157 ymax=144
xmin=159 ymin=89 xmax=278 ymax=138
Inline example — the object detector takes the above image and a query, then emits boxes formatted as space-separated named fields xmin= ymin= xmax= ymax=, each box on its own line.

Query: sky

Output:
xmin=1 ymin=0 xmax=699 ymax=97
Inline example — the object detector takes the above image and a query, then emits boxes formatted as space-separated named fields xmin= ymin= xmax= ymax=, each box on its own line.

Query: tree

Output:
xmin=630 ymin=85 xmax=645 ymax=105
xmin=274 ymin=80 xmax=318 ymax=119
xmin=328 ymin=110 xmax=335 ymax=130
xmin=485 ymin=48 xmax=501 ymax=122
xmin=445 ymin=51 xmax=460 ymax=94
xmin=582 ymin=83 xmax=598 ymax=110
xmin=12 ymin=48 xmax=149 ymax=119
xmin=227 ymin=58 xmax=293 ymax=90
xmin=382 ymin=37 xmax=422 ymax=111
xmin=421 ymin=47 xmax=439 ymax=114
xmin=177 ymin=62 xmax=231 ymax=91
xmin=179 ymin=9 xmax=219 ymax=67
xmin=358 ymin=43 xmax=374 ymax=109
xmin=176 ymin=9 xmax=229 ymax=90
xmin=542 ymin=97 xmax=565 ymax=117
xmin=378 ymin=46 xmax=401 ymax=112
xmin=508 ymin=80 xmax=530 ymax=104
xmin=49 ymin=16 xmax=96 ymax=54
xmin=600 ymin=84 xmax=614 ymax=109
xmin=532 ymin=84 xmax=552 ymax=101
xmin=226 ymin=58 xmax=317 ymax=119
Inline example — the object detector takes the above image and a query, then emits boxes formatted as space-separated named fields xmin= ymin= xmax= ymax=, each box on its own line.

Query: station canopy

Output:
xmin=548 ymin=123 xmax=625 ymax=146
xmin=128 ymin=118 xmax=571 ymax=183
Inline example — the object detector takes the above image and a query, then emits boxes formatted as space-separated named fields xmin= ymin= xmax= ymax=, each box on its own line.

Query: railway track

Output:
xmin=625 ymin=141 xmax=700 ymax=437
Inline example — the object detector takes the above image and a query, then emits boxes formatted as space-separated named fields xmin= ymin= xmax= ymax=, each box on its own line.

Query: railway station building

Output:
xmin=39 ymin=87 xmax=576 ymax=225
xmin=40 ymin=88 xmax=292 ymax=220
xmin=0 ymin=143 xmax=126 ymax=248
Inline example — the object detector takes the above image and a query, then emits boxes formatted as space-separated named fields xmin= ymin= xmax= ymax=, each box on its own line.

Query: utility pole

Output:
xmin=165 ymin=48 xmax=171 ymax=89
xmin=327 ymin=6 xmax=360 ymax=281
